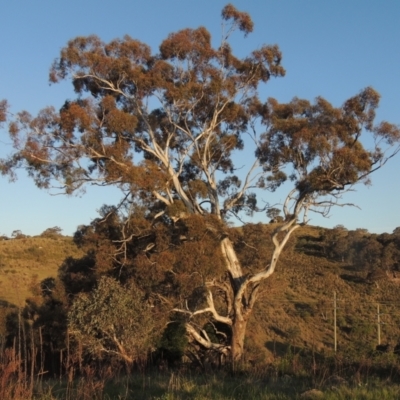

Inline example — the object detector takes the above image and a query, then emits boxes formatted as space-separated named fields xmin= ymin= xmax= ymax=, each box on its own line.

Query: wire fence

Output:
xmin=252 ymin=291 xmax=400 ymax=352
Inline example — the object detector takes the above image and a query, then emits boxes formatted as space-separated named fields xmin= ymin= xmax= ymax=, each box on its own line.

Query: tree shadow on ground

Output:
xmin=339 ymin=274 xmax=366 ymax=284
xmin=265 ymin=340 xmax=304 ymax=357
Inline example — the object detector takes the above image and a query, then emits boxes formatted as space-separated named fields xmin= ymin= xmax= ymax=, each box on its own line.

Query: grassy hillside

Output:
xmin=1 ymin=225 xmax=399 ymax=359
xmin=0 ymin=236 xmax=83 ymax=306
xmin=245 ymin=224 xmax=400 ymax=362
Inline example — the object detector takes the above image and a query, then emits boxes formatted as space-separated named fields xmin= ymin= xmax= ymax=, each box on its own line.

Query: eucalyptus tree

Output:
xmin=1 ymin=4 xmax=399 ymax=361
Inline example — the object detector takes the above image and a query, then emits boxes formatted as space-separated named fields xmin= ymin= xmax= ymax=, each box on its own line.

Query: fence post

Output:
xmin=334 ymin=291 xmax=337 ymax=352
xmin=377 ymin=304 xmax=381 ymax=345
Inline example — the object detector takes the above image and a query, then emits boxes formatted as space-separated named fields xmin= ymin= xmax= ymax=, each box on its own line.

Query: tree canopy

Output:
xmin=0 ymin=100 xmax=8 ymax=125
xmin=1 ymin=4 xmax=399 ymax=362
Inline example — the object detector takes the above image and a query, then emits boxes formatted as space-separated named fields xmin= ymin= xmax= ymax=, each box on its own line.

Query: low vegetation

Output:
xmin=2 ymin=349 xmax=400 ymax=399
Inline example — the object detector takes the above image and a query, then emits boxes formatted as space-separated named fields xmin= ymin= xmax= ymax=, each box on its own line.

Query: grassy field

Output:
xmin=0 ymin=236 xmax=83 ymax=306
xmin=3 ymin=369 xmax=400 ymax=399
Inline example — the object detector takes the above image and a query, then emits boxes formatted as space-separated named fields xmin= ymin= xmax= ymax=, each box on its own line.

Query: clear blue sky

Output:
xmin=1 ymin=0 xmax=399 ymax=236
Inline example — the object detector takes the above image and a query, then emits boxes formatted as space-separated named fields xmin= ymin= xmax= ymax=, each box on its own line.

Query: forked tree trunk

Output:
xmin=225 ymin=221 xmax=299 ymax=363
xmin=220 ymin=237 xmax=249 ymax=362
xmin=199 ymin=221 xmax=299 ymax=364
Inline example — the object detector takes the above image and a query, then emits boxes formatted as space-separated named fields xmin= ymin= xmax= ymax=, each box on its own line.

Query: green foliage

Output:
xmin=158 ymin=322 xmax=188 ymax=364
xmin=68 ymin=276 xmax=159 ymax=364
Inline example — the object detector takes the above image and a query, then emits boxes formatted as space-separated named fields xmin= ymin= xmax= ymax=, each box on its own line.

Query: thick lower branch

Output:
xmin=173 ymin=290 xmax=232 ymax=326
xmin=185 ymin=323 xmax=230 ymax=355
xmin=206 ymin=279 xmax=233 ymax=316
xmin=249 ymin=222 xmax=300 ymax=285
xmin=98 ymin=346 xmax=134 ymax=364
xmin=220 ymin=237 xmax=243 ymax=287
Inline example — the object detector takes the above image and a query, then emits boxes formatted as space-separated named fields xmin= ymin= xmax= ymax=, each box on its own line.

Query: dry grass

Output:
xmin=0 ymin=236 xmax=83 ymax=306
xmin=241 ymin=225 xmax=400 ymax=361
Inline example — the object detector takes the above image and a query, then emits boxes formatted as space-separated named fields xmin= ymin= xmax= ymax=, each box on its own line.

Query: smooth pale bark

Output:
xmin=220 ymin=237 xmax=243 ymax=286
xmin=185 ymin=323 xmax=230 ymax=355
xmin=231 ymin=316 xmax=249 ymax=363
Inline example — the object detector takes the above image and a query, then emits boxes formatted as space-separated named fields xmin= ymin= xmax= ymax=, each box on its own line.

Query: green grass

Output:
xmin=27 ymin=373 xmax=400 ymax=399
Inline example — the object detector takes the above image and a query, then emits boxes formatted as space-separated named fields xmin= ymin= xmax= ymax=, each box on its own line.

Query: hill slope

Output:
xmin=245 ymin=225 xmax=400 ymax=362
xmin=1 ymin=226 xmax=400 ymax=359
xmin=0 ymin=236 xmax=83 ymax=306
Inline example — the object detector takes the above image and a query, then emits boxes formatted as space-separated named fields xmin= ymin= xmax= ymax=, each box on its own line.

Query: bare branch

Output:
xmin=185 ymin=323 xmax=230 ymax=354
xmin=172 ymin=289 xmax=232 ymax=326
